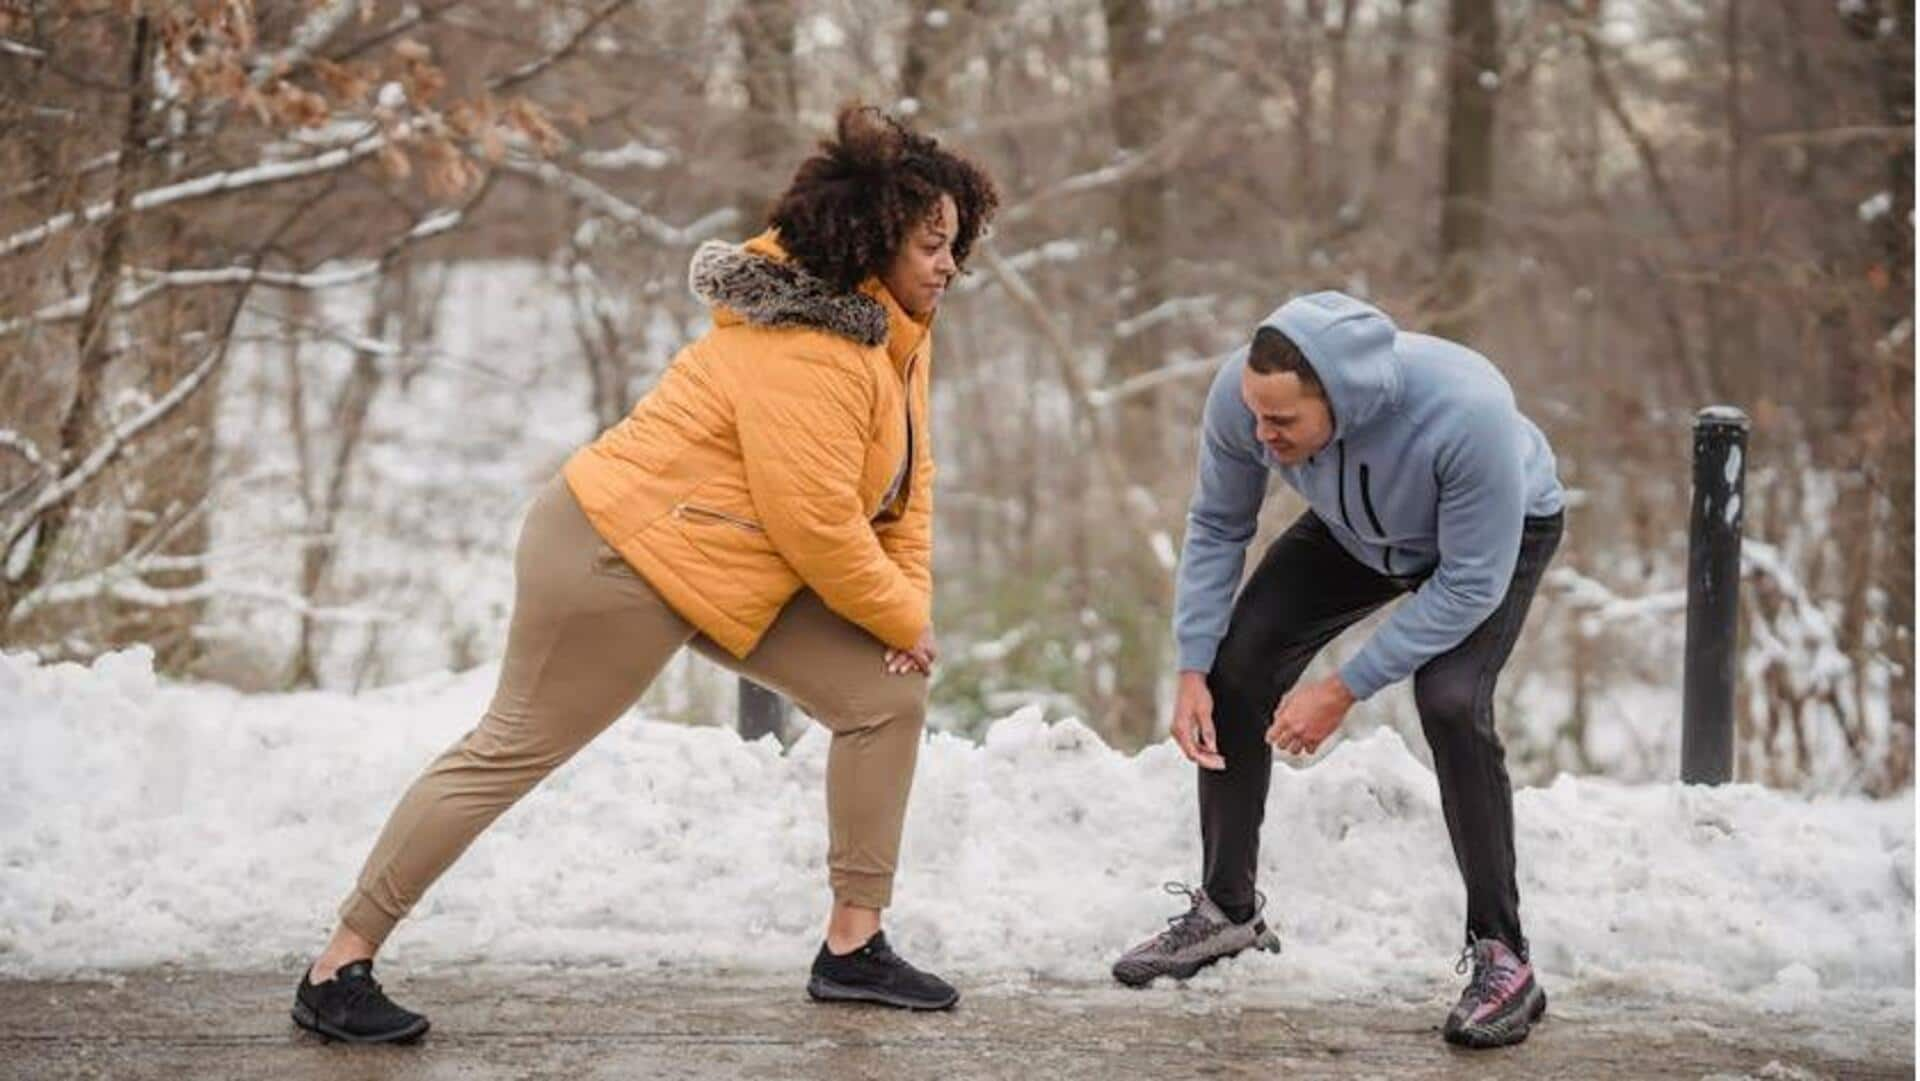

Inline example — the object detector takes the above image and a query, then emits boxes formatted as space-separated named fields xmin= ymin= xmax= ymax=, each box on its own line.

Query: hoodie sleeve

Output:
xmin=1173 ymin=355 xmax=1270 ymax=673
xmin=1337 ymin=395 xmax=1526 ymax=700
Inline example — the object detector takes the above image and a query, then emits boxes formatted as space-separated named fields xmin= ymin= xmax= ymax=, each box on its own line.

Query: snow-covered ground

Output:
xmin=2 ymin=646 xmax=1910 ymax=1025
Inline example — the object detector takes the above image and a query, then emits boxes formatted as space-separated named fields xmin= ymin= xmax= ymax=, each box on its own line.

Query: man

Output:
xmin=1111 ymin=291 xmax=1564 ymax=1050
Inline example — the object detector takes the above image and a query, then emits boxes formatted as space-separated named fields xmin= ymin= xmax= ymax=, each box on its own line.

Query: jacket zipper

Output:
xmin=879 ymin=356 xmax=918 ymax=520
xmin=675 ymin=503 xmax=764 ymax=533
xmin=1357 ymin=463 xmax=1394 ymax=575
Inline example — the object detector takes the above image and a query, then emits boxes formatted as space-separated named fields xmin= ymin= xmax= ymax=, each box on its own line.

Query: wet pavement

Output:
xmin=0 ymin=967 xmax=1909 ymax=1080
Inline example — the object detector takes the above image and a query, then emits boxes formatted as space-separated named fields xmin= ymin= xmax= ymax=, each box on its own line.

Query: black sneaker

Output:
xmin=291 ymin=960 xmax=430 ymax=1044
xmin=806 ymin=931 xmax=959 ymax=1011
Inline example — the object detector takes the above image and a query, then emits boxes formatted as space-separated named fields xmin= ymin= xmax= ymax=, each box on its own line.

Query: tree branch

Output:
xmin=487 ymin=0 xmax=636 ymax=95
xmin=0 ymin=208 xmax=462 ymax=338
xmin=496 ymin=156 xmax=738 ymax=246
xmin=0 ymin=431 xmax=51 ymax=475
xmin=0 ymin=132 xmax=386 ymax=259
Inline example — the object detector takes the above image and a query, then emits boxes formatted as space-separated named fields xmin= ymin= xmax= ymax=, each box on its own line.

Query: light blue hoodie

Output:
xmin=1173 ymin=291 xmax=1563 ymax=700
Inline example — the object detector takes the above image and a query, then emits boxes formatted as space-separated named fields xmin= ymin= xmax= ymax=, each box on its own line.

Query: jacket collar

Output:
xmin=690 ymin=230 xmax=930 ymax=371
xmin=864 ymin=275 xmax=930 ymax=373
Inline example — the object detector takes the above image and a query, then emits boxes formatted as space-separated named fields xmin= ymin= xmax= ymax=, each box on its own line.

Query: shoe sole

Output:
xmin=1444 ymin=986 xmax=1547 ymax=1049
xmin=1113 ymin=952 xmax=1221 ymax=987
xmin=1112 ymin=926 xmax=1282 ymax=988
xmin=806 ymin=976 xmax=958 ymax=1011
xmin=291 ymin=1000 xmax=431 ymax=1044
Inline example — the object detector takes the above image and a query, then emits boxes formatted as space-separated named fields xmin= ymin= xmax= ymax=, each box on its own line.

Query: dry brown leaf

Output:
xmin=313 ymin=58 xmax=370 ymax=105
xmin=236 ymin=83 xmax=270 ymax=124
xmin=504 ymin=97 xmax=564 ymax=155
xmin=403 ymin=61 xmax=446 ymax=103
xmin=445 ymin=100 xmax=490 ymax=139
xmin=420 ymin=136 xmax=478 ymax=197
xmin=478 ymin=125 xmax=506 ymax=163
xmin=378 ymin=142 xmax=412 ymax=180
xmin=270 ymin=82 xmax=330 ymax=128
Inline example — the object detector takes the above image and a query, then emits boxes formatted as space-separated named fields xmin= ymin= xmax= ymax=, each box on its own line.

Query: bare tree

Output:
xmin=1434 ymin=0 xmax=1499 ymax=339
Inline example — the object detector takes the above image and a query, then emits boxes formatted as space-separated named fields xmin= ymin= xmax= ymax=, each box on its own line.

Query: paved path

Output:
xmin=1 ymin=968 xmax=1908 ymax=1080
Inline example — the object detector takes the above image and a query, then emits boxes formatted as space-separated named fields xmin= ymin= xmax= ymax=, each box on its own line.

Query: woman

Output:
xmin=292 ymin=105 xmax=999 ymax=1042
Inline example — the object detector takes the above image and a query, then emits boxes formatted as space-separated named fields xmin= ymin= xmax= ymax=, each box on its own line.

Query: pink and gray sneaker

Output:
xmin=1443 ymin=937 xmax=1546 ymax=1049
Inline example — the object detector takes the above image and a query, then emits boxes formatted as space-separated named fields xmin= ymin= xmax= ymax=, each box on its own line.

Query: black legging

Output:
xmin=1200 ymin=510 xmax=1563 ymax=956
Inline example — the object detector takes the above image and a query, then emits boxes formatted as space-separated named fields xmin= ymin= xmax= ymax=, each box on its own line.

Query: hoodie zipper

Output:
xmin=1335 ymin=441 xmax=1354 ymax=533
xmin=1357 ymin=464 xmax=1395 ymax=575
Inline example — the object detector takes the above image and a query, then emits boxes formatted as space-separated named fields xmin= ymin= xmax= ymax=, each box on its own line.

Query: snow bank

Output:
xmin=0 ymin=648 xmax=1910 ymax=1014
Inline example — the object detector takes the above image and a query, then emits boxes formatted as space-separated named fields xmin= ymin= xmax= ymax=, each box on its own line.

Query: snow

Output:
xmin=0 ymin=647 xmax=1909 ymax=1020
xmin=578 ymin=141 xmax=675 ymax=171
xmin=798 ymin=14 xmax=846 ymax=52
xmin=1859 ymin=190 xmax=1893 ymax=223
xmin=1149 ymin=530 xmax=1177 ymax=571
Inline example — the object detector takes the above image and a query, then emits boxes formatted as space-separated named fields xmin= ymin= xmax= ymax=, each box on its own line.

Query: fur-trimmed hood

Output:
xmin=688 ymin=234 xmax=889 ymax=347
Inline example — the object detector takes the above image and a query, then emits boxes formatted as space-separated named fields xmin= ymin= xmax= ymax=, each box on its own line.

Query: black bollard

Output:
xmin=1681 ymin=406 xmax=1750 ymax=784
xmin=737 ymin=677 xmax=788 ymax=743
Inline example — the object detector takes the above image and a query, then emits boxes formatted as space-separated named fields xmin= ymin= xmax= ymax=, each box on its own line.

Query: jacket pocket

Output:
xmin=674 ymin=502 xmax=766 ymax=533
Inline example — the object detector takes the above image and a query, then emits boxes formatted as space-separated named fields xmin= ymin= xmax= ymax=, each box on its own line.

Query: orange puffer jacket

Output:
xmin=562 ymin=230 xmax=933 ymax=656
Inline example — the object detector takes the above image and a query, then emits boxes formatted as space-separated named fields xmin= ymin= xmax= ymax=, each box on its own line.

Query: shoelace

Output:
xmin=335 ymin=967 xmax=386 ymax=1014
xmin=1157 ymin=882 xmax=1217 ymax=950
xmin=1455 ymin=940 xmax=1517 ymax=1002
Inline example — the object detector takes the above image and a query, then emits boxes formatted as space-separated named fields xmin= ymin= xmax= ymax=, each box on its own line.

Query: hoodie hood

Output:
xmin=1261 ymin=290 xmax=1401 ymax=439
xmin=688 ymin=231 xmax=889 ymax=347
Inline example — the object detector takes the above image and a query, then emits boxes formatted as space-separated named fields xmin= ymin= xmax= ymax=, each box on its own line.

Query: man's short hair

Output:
xmin=1247 ymin=326 xmax=1324 ymax=395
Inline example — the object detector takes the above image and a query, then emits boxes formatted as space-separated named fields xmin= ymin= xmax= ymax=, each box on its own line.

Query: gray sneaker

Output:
xmin=1111 ymin=882 xmax=1282 ymax=987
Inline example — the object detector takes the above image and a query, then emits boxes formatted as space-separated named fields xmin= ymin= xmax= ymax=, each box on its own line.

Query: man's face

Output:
xmin=1240 ymin=366 xmax=1333 ymax=465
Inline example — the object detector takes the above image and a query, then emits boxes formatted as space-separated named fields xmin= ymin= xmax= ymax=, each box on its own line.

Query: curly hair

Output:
xmin=768 ymin=104 xmax=999 ymax=294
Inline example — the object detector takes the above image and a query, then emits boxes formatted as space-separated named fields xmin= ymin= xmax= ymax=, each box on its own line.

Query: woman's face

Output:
xmin=882 ymin=193 xmax=959 ymax=319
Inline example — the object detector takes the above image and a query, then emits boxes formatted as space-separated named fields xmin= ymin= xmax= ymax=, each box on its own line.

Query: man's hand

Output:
xmin=1265 ymin=674 xmax=1356 ymax=757
xmin=1170 ymin=670 xmax=1225 ymax=770
xmin=886 ymin=627 xmax=938 ymax=675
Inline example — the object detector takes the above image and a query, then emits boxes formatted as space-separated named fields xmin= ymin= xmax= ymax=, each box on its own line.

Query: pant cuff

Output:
xmin=830 ymin=869 xmax=894 ymax=910
xmin=338 ymin=887 xmax=403 ymax=947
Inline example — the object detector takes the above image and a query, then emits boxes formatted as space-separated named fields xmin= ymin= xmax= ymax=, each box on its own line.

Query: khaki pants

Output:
xmin=339 ymin=476 xmax=927 ymax=946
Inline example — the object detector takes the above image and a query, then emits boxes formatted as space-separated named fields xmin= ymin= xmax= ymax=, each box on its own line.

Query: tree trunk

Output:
xmin=1872 ymin=0 xmax=1914 ymax=786
xmin=1099 ymin=0 xmax=1174 ymax=748
xmin=732 ymin=0 xmax=796 ymax=235
xmin=110 ymin=289 xmax=222 ymax=676
xmin=0 ymin=17 xmax=153 ymax=637
xmin=287 ymin=277 xmax=393 ymax=689
xmin=1367 ymin=0 xmax=1418 ymax=184
xmin=110 ymin=87 xmax=218 ymax=677
xmin=1434 ymin=0 xmax=1500 ymax=341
